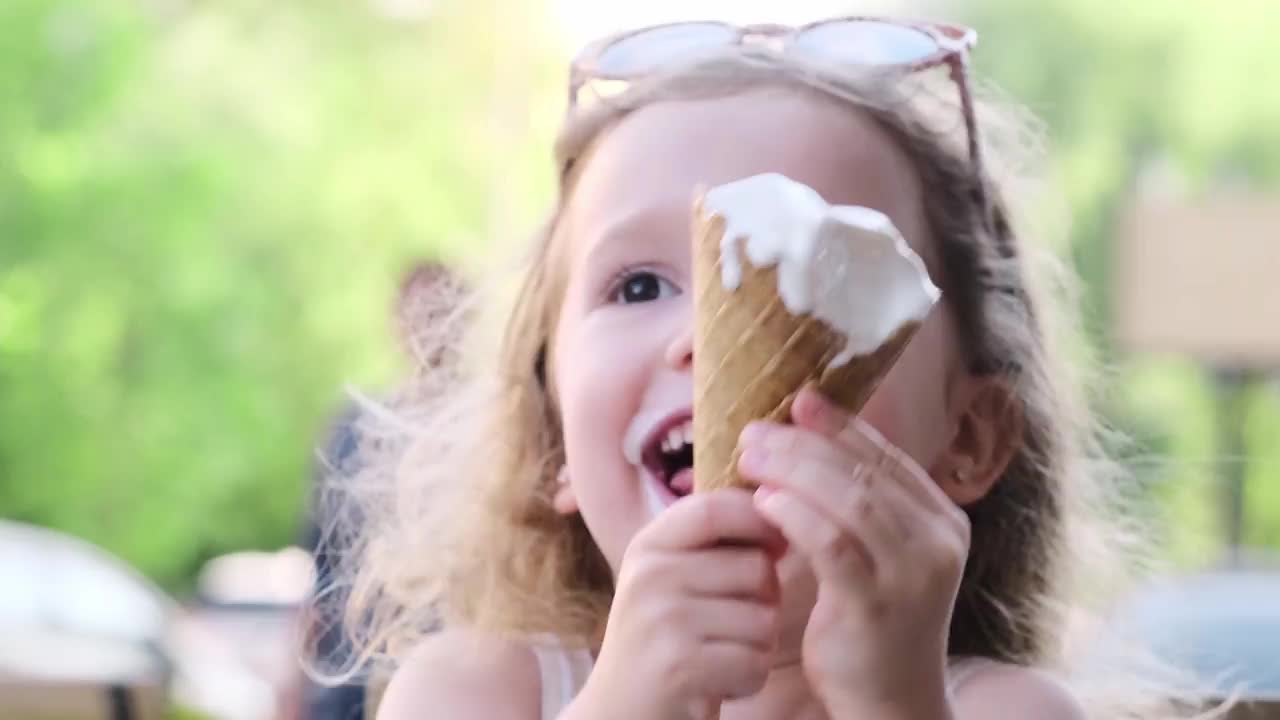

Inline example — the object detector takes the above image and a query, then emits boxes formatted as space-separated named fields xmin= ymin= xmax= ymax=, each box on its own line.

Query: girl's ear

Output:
xmin=936 ymin=376 xmax=1024 ymax=506
xmin=552 ymin=465 xmax=579 ymax=515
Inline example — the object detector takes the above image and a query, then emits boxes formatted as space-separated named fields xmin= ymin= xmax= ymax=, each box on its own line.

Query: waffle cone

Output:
xmin=692 ymin=197 xmax=921 ymax=493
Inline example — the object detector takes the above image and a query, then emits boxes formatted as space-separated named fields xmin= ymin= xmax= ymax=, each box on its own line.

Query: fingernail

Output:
xmin=754 ymin=486 xmax=785 ymax=516
xmin=739 ymin=422 xmax=766 ymax=446
xmin=739 ymin=446 xmax=769 ymax=473
xmin=798 ymin=386 xmax=836 ymax=425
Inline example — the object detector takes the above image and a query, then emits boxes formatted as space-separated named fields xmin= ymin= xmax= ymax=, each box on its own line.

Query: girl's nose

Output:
xmin=664 ymin=323 xmax=693 ymax=370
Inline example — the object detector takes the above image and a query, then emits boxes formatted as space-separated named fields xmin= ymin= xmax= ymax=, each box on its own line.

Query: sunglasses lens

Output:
xmin=793 ymin=20 xmax=939 ymax=66
xmin=597 ymin=22 xmax=737 ymax=74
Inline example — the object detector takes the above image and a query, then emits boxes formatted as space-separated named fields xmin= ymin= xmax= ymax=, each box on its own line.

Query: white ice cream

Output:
xmin=702 ymin=172 xmax=941 ymax=367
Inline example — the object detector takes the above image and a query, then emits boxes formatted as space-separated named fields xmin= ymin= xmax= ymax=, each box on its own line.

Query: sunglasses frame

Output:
xmin=567 ymin=17 xmax=995 ymax=240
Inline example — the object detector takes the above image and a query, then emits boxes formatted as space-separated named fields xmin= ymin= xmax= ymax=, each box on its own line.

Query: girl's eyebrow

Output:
xmin=581 ymin=207 xmax=661 ymax=268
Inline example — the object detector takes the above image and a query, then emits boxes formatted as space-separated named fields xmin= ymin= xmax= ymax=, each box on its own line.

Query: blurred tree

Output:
xmin=0 ymin=0 xmax=563 ymax=591
xmin=954 ymin=0 xmax=1280 ymax=564
xmin=5 ymin=0 xmax=1277 ymax=592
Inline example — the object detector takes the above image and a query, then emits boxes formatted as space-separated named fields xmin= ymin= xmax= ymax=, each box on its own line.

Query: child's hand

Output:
xmin=579 ymin=490 xmax=785 ymax=720
xmin=737 ymin=385 xmax=968 ymax=720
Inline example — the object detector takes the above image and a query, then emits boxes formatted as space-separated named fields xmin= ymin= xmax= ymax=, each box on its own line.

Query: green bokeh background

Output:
xmin=1 ymin=0 xmax=1276 ymax=594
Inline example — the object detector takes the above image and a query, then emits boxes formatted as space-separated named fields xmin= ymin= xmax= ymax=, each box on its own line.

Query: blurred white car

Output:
xmin=0 ymin=520 xmax=173 ymax=719
xmin=0 ymin=520 xmax=293 ymax=720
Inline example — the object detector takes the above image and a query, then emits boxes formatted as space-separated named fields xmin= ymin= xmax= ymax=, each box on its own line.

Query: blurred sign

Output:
xmin=1115 ymin=192 xmax=1280 ymax=368
xmin=0 ymin=678 xmax=165 ymax=720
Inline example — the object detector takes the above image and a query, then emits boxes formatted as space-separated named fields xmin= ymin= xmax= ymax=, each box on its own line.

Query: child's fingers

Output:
xmin=792 ymin=385 xmax=950 ymax=515
xmin=846 ymin=469 xmax=924 ymax=553
xmin=636 ymin=488 xmax=785 ymax=553
xmin=752 ymin=487 xmax=875 ymax=584
xmin=824 ymin=459 xmax=971 ymax=592
xmin=753 ymin=396 xmax=968 ymax=569
xmin=749 ymin=465 xmax=916 ymax=580
xmin=682 ymin=597 xmax=780 ymax=650
xmin=789 ymin=382 xmax=852 ymax=437
xmin=690 ymin=641 xmax=772 ymax=701
xmin=676 ymin=547 xmax=780 ymax=602
xmin=848 ymin=415 xmax=970 ymax=534
xmin=737 ymin=426 xmax=869 ymax=528
xmin=737 ymin=421 xmax=916 ymax=546
xmin=861 ymin=472 xmax=971 ymax=593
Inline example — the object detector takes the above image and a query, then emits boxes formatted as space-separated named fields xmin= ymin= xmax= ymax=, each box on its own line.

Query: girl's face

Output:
xmin=551 ymin=88 xmax=970 ymax=574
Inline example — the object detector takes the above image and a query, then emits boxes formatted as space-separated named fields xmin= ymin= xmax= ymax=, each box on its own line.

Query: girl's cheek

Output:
xmin=859 ymin=372 xmax=942 ymax=467
xmin=859 ymin=390 xmax=906 ymax=446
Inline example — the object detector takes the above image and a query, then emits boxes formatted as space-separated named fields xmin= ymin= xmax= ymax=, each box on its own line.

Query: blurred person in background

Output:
xmin=297 ymin=260 xmax=466 ymax=720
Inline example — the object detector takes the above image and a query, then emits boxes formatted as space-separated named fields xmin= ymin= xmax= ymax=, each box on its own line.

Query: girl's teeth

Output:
xmin=657 ymin=421 xmax=695 ymax=455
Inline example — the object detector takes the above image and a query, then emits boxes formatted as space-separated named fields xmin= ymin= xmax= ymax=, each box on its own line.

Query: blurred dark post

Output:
xmin=1116 ymin=189 xmax=1280 ymax=563
xmin=1214 ymin=367 xmax=1258 ymax=566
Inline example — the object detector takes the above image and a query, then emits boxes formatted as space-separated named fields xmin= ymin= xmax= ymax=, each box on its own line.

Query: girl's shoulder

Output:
xmin=950 ymin=658 xmax=1085 ymax=720
xmin=375 ymin=628 xmax=542 ymax=720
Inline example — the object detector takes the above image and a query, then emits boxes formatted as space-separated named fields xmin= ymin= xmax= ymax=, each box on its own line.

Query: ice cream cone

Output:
xmin=691 ymin=196 xmax=922 ymax=493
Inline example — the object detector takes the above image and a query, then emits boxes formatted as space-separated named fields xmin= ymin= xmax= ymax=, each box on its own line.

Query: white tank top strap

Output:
xmin=945 ymin=655 xmax=999 ymax=697
xmin=528 ymin=635 xmax=594 ymax=720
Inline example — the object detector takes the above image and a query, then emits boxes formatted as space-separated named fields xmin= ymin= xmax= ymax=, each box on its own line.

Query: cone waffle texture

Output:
xmin=692 ymin=197 xmax=921 ymax=492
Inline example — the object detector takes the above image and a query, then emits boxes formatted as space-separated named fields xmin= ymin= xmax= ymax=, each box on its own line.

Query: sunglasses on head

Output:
xmin=575 ymin=20 xmax=981 ymax=192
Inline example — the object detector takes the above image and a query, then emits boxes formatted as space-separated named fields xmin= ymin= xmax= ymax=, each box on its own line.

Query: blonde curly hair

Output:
xmin=314 ymin=47 xmax=1222 ymax=719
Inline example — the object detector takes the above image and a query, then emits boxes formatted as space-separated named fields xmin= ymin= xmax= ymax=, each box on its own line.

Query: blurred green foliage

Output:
xmin=1 ymin=0 xmax=1276 ymax=593
xmin=960 ymin=0 xmax=1280 ymax=563
xmin=0 ymin=0 xmax=561 ymax=591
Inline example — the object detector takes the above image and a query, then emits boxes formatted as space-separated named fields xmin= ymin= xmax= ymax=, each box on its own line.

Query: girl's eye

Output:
xmin=609 ymin=270 xmax=679 ymax=305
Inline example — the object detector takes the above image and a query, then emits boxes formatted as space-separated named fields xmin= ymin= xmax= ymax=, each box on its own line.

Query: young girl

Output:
xmin=333 ymin=16 xmax=1206 ymax=720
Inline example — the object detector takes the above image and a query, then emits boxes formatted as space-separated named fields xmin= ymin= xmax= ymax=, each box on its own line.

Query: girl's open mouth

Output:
xmin=641 ymin=415 xmax=694 ymax=498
